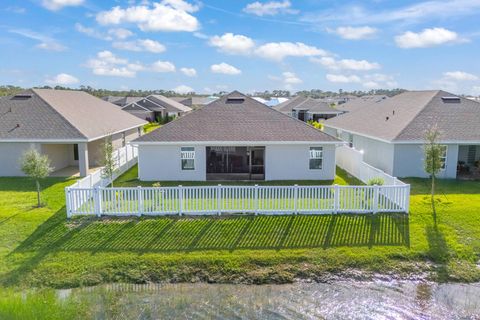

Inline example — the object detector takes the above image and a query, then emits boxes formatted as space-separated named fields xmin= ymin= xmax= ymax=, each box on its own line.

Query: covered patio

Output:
xmin=457 ymin=145 xmax=480 ymax=180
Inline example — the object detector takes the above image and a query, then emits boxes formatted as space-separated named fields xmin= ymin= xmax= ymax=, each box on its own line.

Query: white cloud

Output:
xmin=45 ymin=73 xmax=79 ymax=85
xmin=329 ymin=26 xmax=377 ymax=40
xmin=41 ymin=0 xmax=83 ymax=11
xmin=443 ymin=71 xmax=478 ymax=81
xmin=326 ymin=74 xmax=361 ymax=83
xmin=151 ymin=60 xmax=176 ymax=72
xmin=9 ymin=29 xmax=67 ymax=51
xmin=96 ymin=0 xmax=200 ymax=32
xmin=302 ymin=0 xmax=480 ymax=26
xmin=312 ymin=56 xmax=380 ymax=71
xmin=210 ymin=62 xmax=242 ymax=75
xmin=173 ymin=84 xmax=194 ymax=94
xmin=180 ymin=67 xmax=197 ymax=77
xmin=113 ymin=39 xmax=166 ymax=53
xmin=209 ymin=33 xmax=255 ymax=55
xmin=85 ymin=50 xmax=141 ymax=77
xmin=255 ymin=42 xmax=327 ymax=61
xmin=395 ymin=27 xmax=461 ymax=48
xmin=36 ymin=42 xmax=67 ymax=51
xmin=282 ymin=72 xmax=302 ymax=84
xmin=243 ymin=0 xmax=298 ymax=16
xmin=108 ymin=28 xmax=134 ymax=39
xmin=75 ymin=23 xmax=112 ymax=40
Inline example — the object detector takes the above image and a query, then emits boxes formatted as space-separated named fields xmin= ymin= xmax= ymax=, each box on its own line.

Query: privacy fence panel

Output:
xmin=66 ymin=184 xmax=410 ymax=218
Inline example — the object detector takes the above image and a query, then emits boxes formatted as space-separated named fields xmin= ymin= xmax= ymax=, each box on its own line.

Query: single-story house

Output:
xmin=170 ymin=96 xmax=217 ymax=109
xmin=274 ymin=96 xmax=344 ymax=121
xmin=119 ymin=95 xmax=193 ymax=121
xmin=0 ymin=89 xmax=146 ymax=177
xmin=324 ymin=90 xmax=480 ymax=179
xmin=133 ymin=91 xmax=341 ymax=181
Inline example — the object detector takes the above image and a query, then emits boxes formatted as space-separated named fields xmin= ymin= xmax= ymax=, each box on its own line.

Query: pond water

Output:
xmin=59 ymin=281 xmax=480 ymax=319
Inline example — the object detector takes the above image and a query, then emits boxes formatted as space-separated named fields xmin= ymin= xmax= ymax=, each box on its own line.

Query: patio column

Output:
xmin=78 ymin=142 xmax=89 ymax=177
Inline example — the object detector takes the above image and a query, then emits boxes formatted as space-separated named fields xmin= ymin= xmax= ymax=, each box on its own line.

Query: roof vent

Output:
xmin=226 ymin=97 xmax=245 ymax=104
xmin=11 ymin=94 xmax=32 ymax=100
xmin=441 ymin=96 xmax=461 ymax=103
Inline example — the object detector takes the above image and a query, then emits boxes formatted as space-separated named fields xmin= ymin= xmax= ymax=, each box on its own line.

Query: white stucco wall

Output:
xmin=41 ymin=144 xmax=70 ymax=172
xmin=393 ymin=144 xmax=458 ymax=178
xmin=352 ymin=135 xmax=395 ymax=175
xmin=138 ymin=144 xmax=206 ymax=181
xmin=265 ymin=144 xmax=336 ymax=180
xmin=137 ymin=143 xmax=336 ymax=181
xmin=0 ymin=142 xmax=40 ymax=176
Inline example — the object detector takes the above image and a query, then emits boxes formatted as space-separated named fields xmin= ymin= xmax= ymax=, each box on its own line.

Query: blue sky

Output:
xmin=1 ymin=0 xmax=480 ymax=94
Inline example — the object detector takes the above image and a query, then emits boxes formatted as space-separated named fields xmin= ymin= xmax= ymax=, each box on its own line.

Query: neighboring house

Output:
xmin=324 ymin=90 xmax=480 ymax=179
xmin=264 ymin=97 xmax=289 ymax=107
xmin=115 ymin=95 xmax=193 ymax=121
xmin=274 ymin=96 xmax=344 ymax=121
xmin=133 ymin=91 xmax=341 ymax=181
xmin=335 ymin=95 xmax=388 ymax=113
xmin=0 ymin=89 xmax=146 ymax=177
xmin=171 ymin=96 xmax=216 ymax=109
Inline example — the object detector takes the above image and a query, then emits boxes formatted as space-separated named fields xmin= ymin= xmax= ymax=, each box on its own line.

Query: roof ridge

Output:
xmin=31 ymin=89 xmax=88 ymax=140
xmin=392 ymin=90 xmax=440 ymax=141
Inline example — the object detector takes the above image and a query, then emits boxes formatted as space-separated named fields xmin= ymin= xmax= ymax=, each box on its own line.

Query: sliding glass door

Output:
xmin=206 ymin=146 xmax=265 ymax=180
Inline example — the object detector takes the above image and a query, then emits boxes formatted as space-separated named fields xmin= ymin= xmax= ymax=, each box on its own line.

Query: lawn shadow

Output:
xmin=3 ymin=212 xmax=410 ymax=286
xmin=425 ymin=224 xmax=450 ymax=281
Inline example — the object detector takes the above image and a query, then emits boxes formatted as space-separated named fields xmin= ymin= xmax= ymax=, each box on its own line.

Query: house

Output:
xmin=119 ymin=95 xmax=193 ymax=121
xmin=171 ymin=96 xmax=216 ymax=109
xmin=324 ymin=90 xmax=480 ymax=179
xmin=274 ymin=96 xmax=344 ymax=121
xmin=0 ymin=89 xmax=146 ymax=177
xmin=335 ymin=95 xmax=388 ymax=113
xmin=133 ymin=91 xmax=341 ymax=181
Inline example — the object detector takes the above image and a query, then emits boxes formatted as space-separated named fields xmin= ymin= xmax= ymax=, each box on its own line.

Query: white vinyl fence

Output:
xmin=66 ymin=184 xmax=410 ymax=218
xmin=336 ymin=145 xmax=406 ymax=186
xmin=69 ymin=144 xmax=138 ymax=189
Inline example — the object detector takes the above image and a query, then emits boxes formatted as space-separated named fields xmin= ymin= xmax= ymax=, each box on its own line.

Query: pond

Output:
xmin=58 ymin=281 xmax=480 ymax=319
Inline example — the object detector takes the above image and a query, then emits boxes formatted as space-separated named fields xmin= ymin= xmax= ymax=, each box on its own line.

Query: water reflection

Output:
xmin=69 ymin=281 xmax=480 ymax=319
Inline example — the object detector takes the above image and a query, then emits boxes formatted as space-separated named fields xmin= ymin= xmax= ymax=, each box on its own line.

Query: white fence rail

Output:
xmin=336 ymin=145 xmax=406 ymax=186
xmin=66 ymin=184 xmax=410 ymax=218
xmin=69 ymin=144 xmax=138 ymax=189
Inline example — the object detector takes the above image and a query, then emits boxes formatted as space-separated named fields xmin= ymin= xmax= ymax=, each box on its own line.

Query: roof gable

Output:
xmin=135 ymin=91 xmax=339 ymax=143
xmin=32 ymin=89 xmax=146 ymax=140
xmin=147 ymin=95 xmax=192 ymax=113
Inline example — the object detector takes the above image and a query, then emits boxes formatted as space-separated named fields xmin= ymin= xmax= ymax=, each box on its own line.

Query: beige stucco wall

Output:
xmin=0 ymin=142 xmax=40 ymax=176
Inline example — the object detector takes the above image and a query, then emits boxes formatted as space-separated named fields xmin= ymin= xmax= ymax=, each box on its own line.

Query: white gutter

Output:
xmin=132 ymin=140 xmax=344 ymax=146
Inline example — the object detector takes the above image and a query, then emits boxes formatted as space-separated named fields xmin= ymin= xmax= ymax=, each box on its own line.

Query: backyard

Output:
xmin=0 ymin=166 xmax=479 ymax=290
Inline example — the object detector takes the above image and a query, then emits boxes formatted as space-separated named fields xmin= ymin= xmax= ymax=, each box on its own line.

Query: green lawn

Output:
xmin=0 ymin=168 xmax=479 ymax=289
xmin=143 ymin=122 xmax=161 ymax=133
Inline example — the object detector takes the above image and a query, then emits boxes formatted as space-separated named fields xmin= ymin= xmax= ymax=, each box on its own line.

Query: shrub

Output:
xmin=367 ymin=177 xmax=384 ymax=186
xmin=307 ymin=120 xmax=324 ymax=130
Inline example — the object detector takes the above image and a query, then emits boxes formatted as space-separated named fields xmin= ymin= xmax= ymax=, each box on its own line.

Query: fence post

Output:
xmin=178 ymin=185 xmax=183 ymax=216
xmin=217 ymin=184 xmax=222 ymax=215
xmin=95 ymin=186 xmax=102 ymax=217
xmin=373 ymin=185 xmax=379 ymax=214
xmin=404 ymin=185 xmax=410 ymax=214
xmin=293 ymin=184 xmax=298 ymax=214
xmin=138 ymin=186 xmax=143 ymax=217
xmin=254 ymin=184 xmax=259 ymax=215
xmin=65 ymin=187 xmax=72 ymax=218
xmin=333 ymin=184 xmax=339 ymax=214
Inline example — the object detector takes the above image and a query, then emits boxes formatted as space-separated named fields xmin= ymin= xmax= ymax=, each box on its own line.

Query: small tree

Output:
xmin=101 ymin=136 xmax=116 ymax=187
xmin=424 ymin=125 xmax=442 ymax=220
xmin=20 ymin=149 xmax=53 ymax=207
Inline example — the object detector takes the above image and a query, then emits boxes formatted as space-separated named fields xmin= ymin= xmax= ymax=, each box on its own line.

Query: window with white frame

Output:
xmin=181 ymin=147 xmax=195 ymax=170
xmin=440 ymin=145 xmax=447 ymax=170
xmin=309 ymin=147 xmax=323 ymax=170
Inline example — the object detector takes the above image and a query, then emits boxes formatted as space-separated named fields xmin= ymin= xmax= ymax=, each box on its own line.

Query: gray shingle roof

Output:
xmin=134 ymin=91 xmax=339 ymax=143
xmin=324 ymin=90 xmax=480 ymax=142
xmin=335 ymin=95 xmax=388 ymax=113
xmin=0 ymin=89 xmax=146 ymax=141
xmin=274 ymin=96 xmax=342 ymax=114
xmin=147 ymin=95 xmax=192 ymax=113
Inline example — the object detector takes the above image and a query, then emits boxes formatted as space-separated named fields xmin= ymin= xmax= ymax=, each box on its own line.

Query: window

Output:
xmin=73 ymin=144 xmax=79 ymax=161
xmin=309 ymin=147 xmax=323 ymax=170
xmin=440 ymin=145 xmax=447 ymax=170
xmin=122 ymin=132 xmax=126 ymax=147
xmin=181 ymin=147 xmax=195 ymax=170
